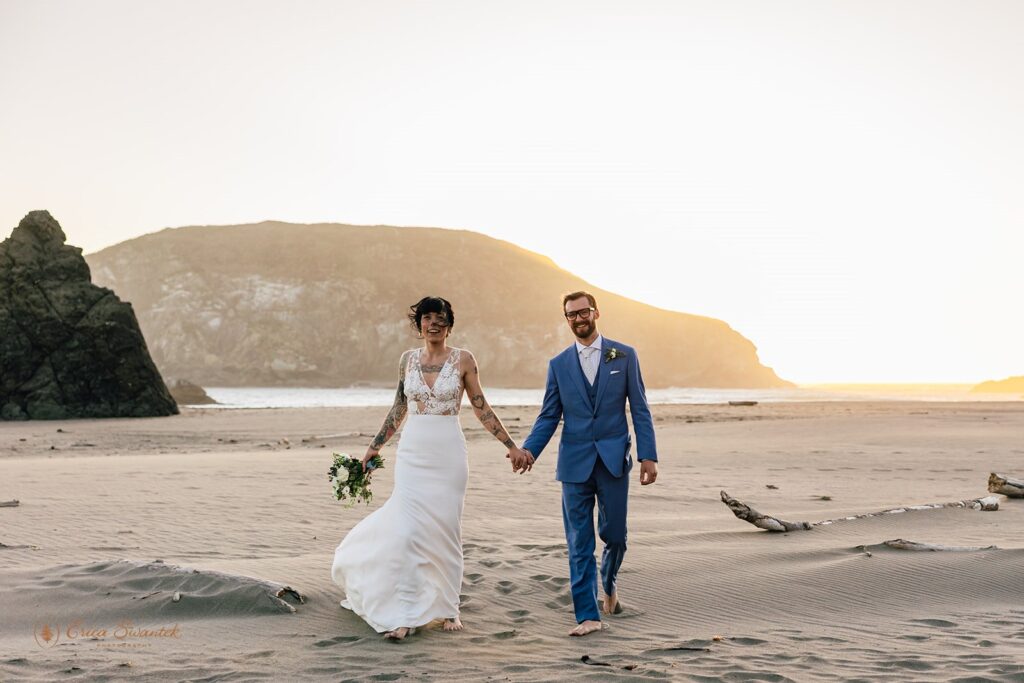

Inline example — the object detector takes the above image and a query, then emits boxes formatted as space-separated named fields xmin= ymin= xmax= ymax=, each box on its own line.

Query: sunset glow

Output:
xmin=2 ymin=0 xmax=1021 ymax=383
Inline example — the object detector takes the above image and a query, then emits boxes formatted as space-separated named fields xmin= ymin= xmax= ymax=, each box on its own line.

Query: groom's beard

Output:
xmin=573 ymin=321 xmax=595 ymax=339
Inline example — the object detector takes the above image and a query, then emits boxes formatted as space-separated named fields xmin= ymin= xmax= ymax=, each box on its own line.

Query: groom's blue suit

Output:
xmin=523 ymin=336 xmax=658 ymax=623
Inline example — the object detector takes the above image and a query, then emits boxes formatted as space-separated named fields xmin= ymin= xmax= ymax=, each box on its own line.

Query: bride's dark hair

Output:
xmin=408 ymin=296 xmax=455 ymax=333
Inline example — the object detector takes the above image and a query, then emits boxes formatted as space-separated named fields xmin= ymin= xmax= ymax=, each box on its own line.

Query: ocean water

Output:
xmin=192 ymin=385 xmax=1017 ymax=409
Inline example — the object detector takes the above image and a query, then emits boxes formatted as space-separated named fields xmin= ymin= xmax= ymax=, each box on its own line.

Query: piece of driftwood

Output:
xmin=720 ymin=491 xmax=811 ymax=531
xmin=988 ymin=472 xmax=1024 ymax=498
xmin=815 ymin=496 xmax=1001 ymax=525
xmin=0 ymin=500 xmax=20 ymax=507
xmin=729 ymin=401 xmax=758 ymax=406
xmin=721 ymin=491 xmax=1000 ymax=532
xmin=300 ymin=431 xmax=371 ymax=443
xmin=882 ymin=539 xmax=999 ymax=552
xmin=0 ymin=541 xmax=38 ymax=549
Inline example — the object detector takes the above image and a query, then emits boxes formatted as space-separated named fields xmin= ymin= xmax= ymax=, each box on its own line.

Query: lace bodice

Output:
xmin=405 ymin=348 xmax=463 ymax=415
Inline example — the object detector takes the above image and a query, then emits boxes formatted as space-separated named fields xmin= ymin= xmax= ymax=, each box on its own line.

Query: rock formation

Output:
xmin=0 ymin=211 xmax=178 ymax=419
xmin=168 ymin=379 xmax=218 ymax=405
xmin=86 ymin=221 xmax=792 ymax=389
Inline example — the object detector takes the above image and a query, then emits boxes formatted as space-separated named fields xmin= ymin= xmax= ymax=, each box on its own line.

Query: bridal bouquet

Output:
xmin=328 ymin=452 xmax=383 ymax=507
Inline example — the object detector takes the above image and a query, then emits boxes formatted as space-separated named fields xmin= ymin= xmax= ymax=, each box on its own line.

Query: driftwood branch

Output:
xmin=0 ymin=500 xmax=20 ymax=508
xmin=815 ymin=496 xmax=1000 ymax=525
xmin=721 ymin=491 xmax=999 ymax=532
xmin=719 ymin=491 xmax=811 ymax=531
xmin=989 ymin=472 xmax=1024 ymax=498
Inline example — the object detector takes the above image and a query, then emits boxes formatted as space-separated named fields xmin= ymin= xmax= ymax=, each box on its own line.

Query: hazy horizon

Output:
xmin=3 ymin=1 xmax=1022 ymax=384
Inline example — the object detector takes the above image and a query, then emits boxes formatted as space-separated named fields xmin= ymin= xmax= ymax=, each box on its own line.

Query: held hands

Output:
xmin=506 ymin=447 xmax=535 ymax=474
xmin=639 ymin=459 xmax=658 ymax=485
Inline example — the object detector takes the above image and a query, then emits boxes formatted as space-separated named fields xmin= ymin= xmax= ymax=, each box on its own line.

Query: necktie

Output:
xmin=583 ymin=347 xmax=598 ymax=385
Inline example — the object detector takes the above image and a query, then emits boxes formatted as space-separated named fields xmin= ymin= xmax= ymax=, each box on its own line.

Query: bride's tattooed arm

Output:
xmin=366 ymin=351 xmax=410 ymax=458
xmin=461 ymin=351 xmax=515 ymax=449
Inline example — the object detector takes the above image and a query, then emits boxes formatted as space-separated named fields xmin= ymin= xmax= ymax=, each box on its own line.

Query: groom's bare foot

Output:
xmin=569 ymin=620 xmax=603 ymax=637
xmin=383 ymin=626 xmax=417 ymax=640
xmin=602 ymin=592 xmax=622 ymax=615
xmin=442 ymin=617 xmax=464 ymax=632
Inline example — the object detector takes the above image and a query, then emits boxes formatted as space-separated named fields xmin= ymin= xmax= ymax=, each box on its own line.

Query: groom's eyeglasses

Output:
xmin=565 ymin=307 xmax=595 ymax=320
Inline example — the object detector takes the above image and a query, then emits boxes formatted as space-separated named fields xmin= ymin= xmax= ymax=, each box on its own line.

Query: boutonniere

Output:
xmin=604 ymin=347 xmax=626 ymax=363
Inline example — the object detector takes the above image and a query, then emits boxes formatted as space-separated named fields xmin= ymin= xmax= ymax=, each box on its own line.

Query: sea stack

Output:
xmin=0 ymin=210 xmax=178 ymax=419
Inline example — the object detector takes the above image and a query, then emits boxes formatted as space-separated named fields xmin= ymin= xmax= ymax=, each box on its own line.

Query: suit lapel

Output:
xmin=592 ymin=338 xmax=614 ymax=411
xmin=563 ymin=347 xmax=593 ymax=411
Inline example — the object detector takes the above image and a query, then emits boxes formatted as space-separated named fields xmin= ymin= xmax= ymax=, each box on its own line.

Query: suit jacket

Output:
xmin=523 ymin=337 xmax=658 ymax=483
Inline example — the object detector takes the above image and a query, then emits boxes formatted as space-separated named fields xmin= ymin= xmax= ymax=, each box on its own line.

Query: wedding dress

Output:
xmin=331 ymin=347 xmax=468 ymax=632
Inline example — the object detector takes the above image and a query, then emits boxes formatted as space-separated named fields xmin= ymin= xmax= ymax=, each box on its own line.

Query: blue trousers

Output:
xmin=561 ymin=456 xmax=629 ymax=623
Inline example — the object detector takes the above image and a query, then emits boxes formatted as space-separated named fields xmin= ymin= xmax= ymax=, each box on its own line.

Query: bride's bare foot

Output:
xmin=383 ymin=626 xmax=417 ymax=640
xmin=569 ymin=620 xmax=603 ymax=637
xmin=442 ymin=617 xmax=463 ymax=632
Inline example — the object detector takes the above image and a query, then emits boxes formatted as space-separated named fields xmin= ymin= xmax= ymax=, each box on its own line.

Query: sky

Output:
xmin=2 ymin=1 xmax=1022 ymax=384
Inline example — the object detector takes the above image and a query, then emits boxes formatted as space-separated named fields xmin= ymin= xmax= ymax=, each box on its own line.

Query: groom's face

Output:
xmin=564 ymin=297 xmax=599 ymax=340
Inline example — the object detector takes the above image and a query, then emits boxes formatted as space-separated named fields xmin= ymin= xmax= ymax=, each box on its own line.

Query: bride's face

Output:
xmin=420 ymin=311 xmax=450 ymax=341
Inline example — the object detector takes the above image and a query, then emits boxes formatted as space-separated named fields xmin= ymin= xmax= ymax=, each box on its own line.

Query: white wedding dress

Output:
xmin=331 ymin=347 xmax=468 ymax=632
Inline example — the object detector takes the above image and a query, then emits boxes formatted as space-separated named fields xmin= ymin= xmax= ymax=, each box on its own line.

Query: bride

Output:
xmin=331 ymin=296 xmax=528 ymax=640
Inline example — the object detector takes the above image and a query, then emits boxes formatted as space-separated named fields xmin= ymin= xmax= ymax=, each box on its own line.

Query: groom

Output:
xmin=512 ymin=291 xmax=658 ymax=637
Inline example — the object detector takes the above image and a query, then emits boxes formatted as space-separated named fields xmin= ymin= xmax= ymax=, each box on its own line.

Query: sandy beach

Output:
xmin=1 ymin=400 xmax=1022 ymax=681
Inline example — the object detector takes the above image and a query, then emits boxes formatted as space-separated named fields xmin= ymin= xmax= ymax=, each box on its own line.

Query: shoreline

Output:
xmin=161 ymin=384 xmax=1024 ymax=411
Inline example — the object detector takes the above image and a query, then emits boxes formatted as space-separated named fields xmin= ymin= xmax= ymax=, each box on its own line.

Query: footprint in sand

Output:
xmin=785 ymin=634 xmax=847 ymax=644
xmin=729 ymin=636 xmax=768 ymax=646
xmin=515 ymin=543 xmax=564 ymax=552
xmin=313 ymin=635 xmax=361 ymax=648
xmin=876 ymin=658 xmax=936 ymax=673
xmin=514 ymin=543 xmax=567 ymax=560
xmin=544 ymin=593 xmax=574 ymax=610
xmin=495 ymin=580 xmax=515 ymax=595
xmin=909 ymin=618 xmax=957 ymax=628
xmin=528 ymin=574 xmax=570 ymax=593
xmin=644 ymin=638 xmax=712 ymax=654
